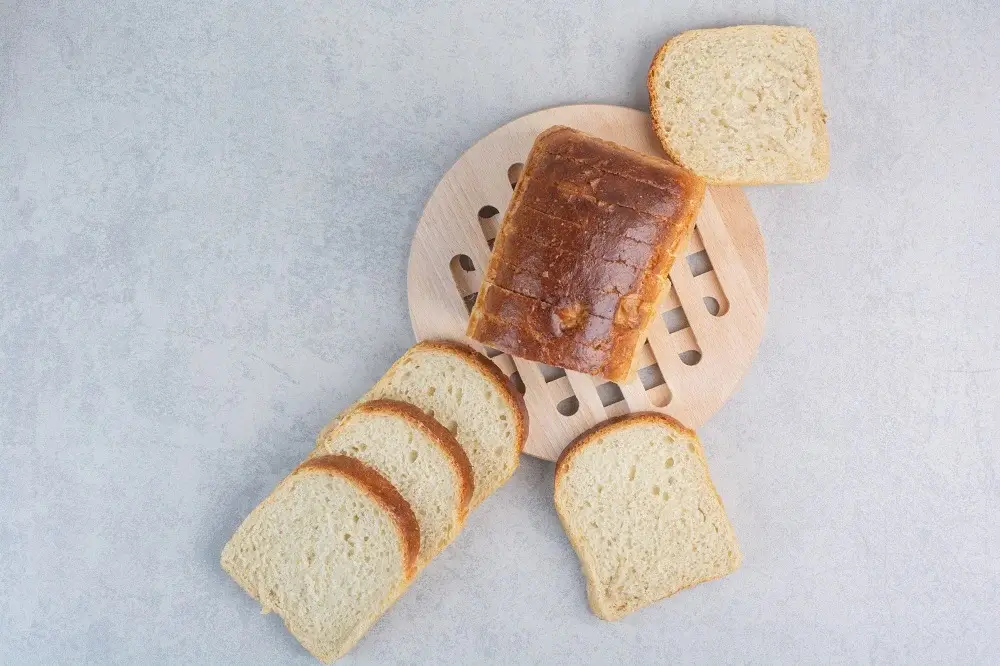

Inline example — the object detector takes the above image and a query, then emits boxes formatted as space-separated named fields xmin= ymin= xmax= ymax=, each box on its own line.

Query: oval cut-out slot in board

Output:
xmin=478 ymin=206 xmax=501 ymax=249
xmin=408 ymin=104 xmax=768 ymax=461
xmin=507 ymin=163 xmax=524 ymax=189
xmin=449 ymin=254 xmax=479 ymax=314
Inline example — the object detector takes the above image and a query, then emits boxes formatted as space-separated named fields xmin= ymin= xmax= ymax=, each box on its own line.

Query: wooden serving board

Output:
xmin=407 ymin=104 xmax=768 ymax=461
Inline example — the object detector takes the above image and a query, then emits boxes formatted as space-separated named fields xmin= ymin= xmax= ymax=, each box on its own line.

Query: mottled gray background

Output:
xmin=2 ymin=0 xmax=998 ymax=664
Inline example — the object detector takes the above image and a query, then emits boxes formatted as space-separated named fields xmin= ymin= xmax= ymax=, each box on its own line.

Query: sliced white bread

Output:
xmin=648 ymin=25 xmax=829 ymax=184
xmin=554 ymin=413 xmax=740 ymax=621
xmin=221 ymin=455 xmax=420 ymax=663
xmin=322 ymin=340 xmax=528 ymax=508
xmin=311 ymin=399 xmax=474 ymax=568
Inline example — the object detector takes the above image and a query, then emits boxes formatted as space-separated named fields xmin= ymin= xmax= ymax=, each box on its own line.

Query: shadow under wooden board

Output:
xmin=408 ymin=104 xmax=768 ymax=462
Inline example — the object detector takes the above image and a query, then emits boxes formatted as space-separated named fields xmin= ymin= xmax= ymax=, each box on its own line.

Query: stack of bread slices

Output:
xmin=221 ymin=340 xmax=527 ymax=663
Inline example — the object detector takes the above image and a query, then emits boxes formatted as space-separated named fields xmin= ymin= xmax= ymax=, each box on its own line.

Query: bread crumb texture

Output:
xmin=221 ymin=467 xmax=407 ymax=662
xmin=555 ymin=416 xmax=741 ymax=620
xmin=368 ymin=344 xmax=521 ymax=507
xmin=649 ymin=25 xmax=829 ymax=184
xmin=316 ymin=402 xmax=466 ymax=566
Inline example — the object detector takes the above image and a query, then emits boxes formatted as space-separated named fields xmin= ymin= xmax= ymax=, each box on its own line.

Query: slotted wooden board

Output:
xmin=407 ymin=104 xmax=768 ymax=461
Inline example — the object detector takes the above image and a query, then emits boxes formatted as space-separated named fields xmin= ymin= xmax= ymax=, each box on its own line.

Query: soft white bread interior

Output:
xmin=648 ymin=25 xmax=829 ymax=184
xmin=312 ymin=399 xmax=474 ymax=567
xmin=554 ymin=413 xmax=740 ymax=621
xmin=327 ymin=340 xmax=527 ymax=508
xmin=221 ymin=455 xmax=420 ymax=663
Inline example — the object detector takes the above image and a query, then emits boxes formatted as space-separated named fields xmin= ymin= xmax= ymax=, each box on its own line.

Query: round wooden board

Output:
xmin=408 ymin=104 xmax=768 ymax=461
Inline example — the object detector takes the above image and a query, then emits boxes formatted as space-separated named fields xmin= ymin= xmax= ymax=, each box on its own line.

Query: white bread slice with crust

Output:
xmin=554 ymin=413 xmax=740 ymax=621
xmin=221 ymin=455 xmax=420 ymax=663
xmin=322 ymin=340 xmax=528 ymax=508
xmin=648 ymin=25 xmax=829 ymax=184
xmin=311 ymin=399 xmax=474 ymax=568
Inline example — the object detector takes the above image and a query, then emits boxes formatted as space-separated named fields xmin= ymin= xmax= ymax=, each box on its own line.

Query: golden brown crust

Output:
xmin=554 ymin=412 xmax=698 ymax=485
xmin=321 ymin=340 xmax=529 ymax=466
xmin=538 ymin=125 xmax=703 ymax=190
xmin=647 ymin=37 xmax=687 ymax=175
xmin=487 ymin=204 xmax=668 ymax=319
xmin=409 ymin=339 xmax=529 ymax=455
xmin=468 ymin=126 xmax=703 ymax=384
xmin=297 ymin=454 xmax=421 ymax=581
xmin=469 ymin=283 xmax=643 ymax=381
xmin=345 ymin=398 xmax=475 ymax=522
xmin=527 ymin=147 xmax=702 ymax=219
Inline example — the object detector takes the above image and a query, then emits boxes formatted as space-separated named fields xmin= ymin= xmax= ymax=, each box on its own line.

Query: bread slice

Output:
xmin=554 ymin=413 xmax=740 ymax=621
xmin=648 ymin=25 xmax=829 ymax=184
xmin=323 ymin=340 xmax=528 ymax=508
xmin=311 ymin=399 xmax=474 ymax=568
xmin=221 ymin=455 xmax=420 ymax=663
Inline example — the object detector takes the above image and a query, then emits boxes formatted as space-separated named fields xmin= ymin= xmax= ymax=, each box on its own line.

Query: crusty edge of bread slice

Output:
xmin=554 ymin=411 xmax=698 ymax=473
xmin=648 ymin=25 xmax=830 ymax=186
xmin=408 ymin=339 xmax=529 ymax=458
xmin=553 ymin=412 xmax=740 ymax=621
xmin=316 ymin=398 xmax=476 ymax=527
xmin=301 ymin=455 xmax=420 ymax=661
xmin=221 ymin=455 xmax=421 ymax=662
xmin=297 ymin=455 xmax=422 ymax=582
xmin=316 ymin=340 xmax=528 ymax=488
xmin=320 ymin=398 xmax=475 ymax=524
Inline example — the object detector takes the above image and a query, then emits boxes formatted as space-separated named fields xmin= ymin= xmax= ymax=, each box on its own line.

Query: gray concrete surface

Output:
xmin=2 ymin=1 xmax=998 ymax=663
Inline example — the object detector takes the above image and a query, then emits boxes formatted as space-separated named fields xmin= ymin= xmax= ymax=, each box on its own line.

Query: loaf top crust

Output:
xmin=469 ymin=126 xmax=704 ymax=383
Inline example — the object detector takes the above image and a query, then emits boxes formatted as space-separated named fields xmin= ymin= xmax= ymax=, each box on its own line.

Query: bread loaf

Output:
xmin=467 ymin=126 xmax=705 ymax=383
xmin=554 ymin=413 xmax=740 ymax=620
